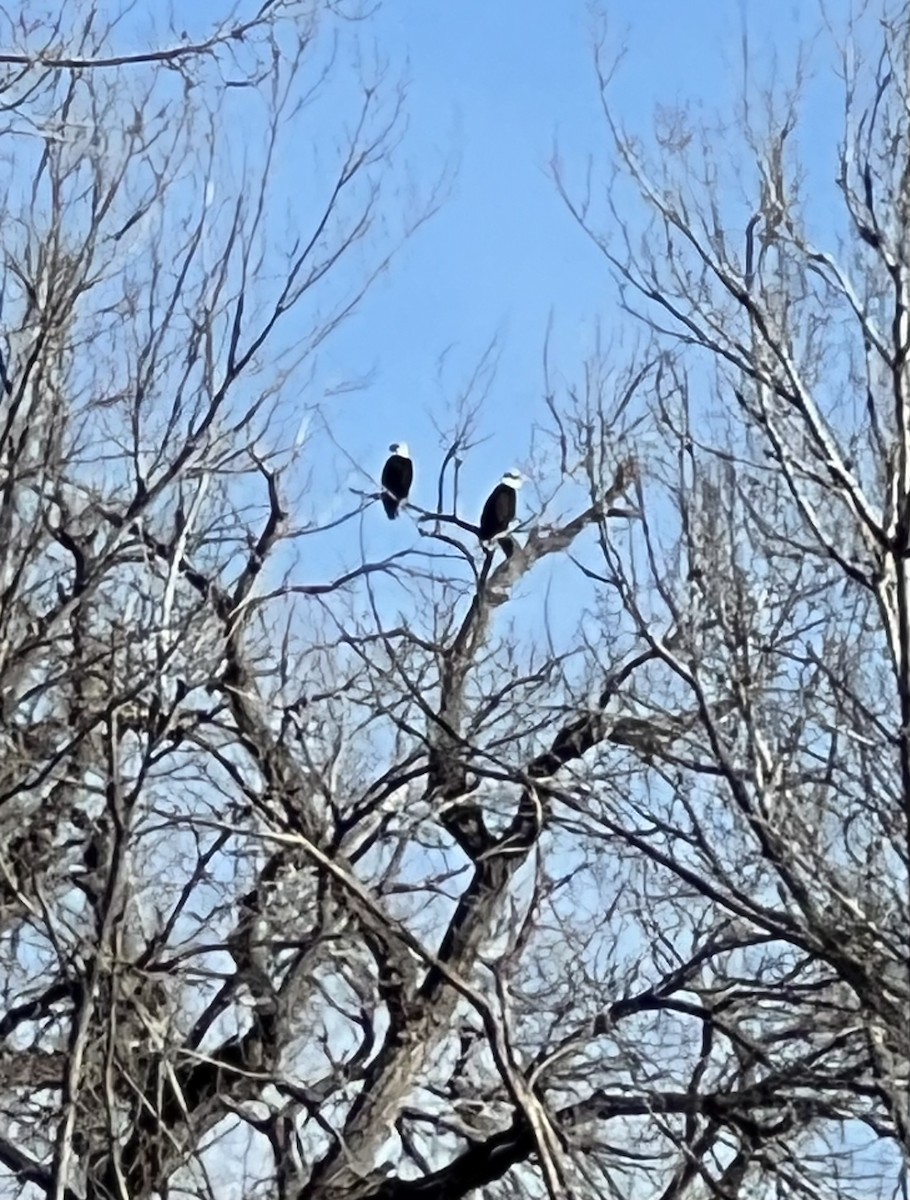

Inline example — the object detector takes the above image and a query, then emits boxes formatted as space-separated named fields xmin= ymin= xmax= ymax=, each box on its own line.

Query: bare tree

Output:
xmin=545 ymin=5 xmax=910 ymax=1197
xmin=0 ymin=2 xmax=907 ymax=1200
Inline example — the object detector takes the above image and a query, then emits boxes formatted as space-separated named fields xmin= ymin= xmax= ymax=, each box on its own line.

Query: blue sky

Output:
xmin=27 ymin=0 xmax=857 ymax=545
xmin=241 ymin=0 xmax=848 ymax=556
xmin=84 ymin=0 xmax=861 ymax=592
xmin=62 ymin=0 xmax=861 ymax=623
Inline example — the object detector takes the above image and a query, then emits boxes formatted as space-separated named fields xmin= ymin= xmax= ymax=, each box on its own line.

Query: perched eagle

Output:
xmin=381 ymin=442 xmax=413 ymax=519
xmin=479 ymin=470 xmax=523 ymax=551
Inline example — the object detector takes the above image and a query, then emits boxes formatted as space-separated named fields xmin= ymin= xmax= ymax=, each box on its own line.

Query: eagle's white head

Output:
xmin=389 ymin=441 xmax=410 ymax=458
xmin=501 ymin=470 xmax=524 ymax=489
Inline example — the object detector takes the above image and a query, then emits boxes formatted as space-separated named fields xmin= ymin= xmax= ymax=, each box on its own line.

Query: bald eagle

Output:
xmin=381 ymin=442 xmax=413 ymax=519
xmin=479 ymin=470 xmax=523 ymax=550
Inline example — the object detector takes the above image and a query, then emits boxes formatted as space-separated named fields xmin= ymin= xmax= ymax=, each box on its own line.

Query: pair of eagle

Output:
xmin=381 ymin=442 xmax=522 ymax=549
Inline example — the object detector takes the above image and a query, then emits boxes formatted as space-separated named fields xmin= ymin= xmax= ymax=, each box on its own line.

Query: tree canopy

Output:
xmin=0 ymin=3 xmax=906 ymax=1199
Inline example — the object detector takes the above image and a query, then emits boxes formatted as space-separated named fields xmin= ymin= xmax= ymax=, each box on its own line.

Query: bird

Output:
xmin=380 ymin=442 xmax=413 ymax=519
xmin=479 ymin=470 xmax=523 ymax=550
